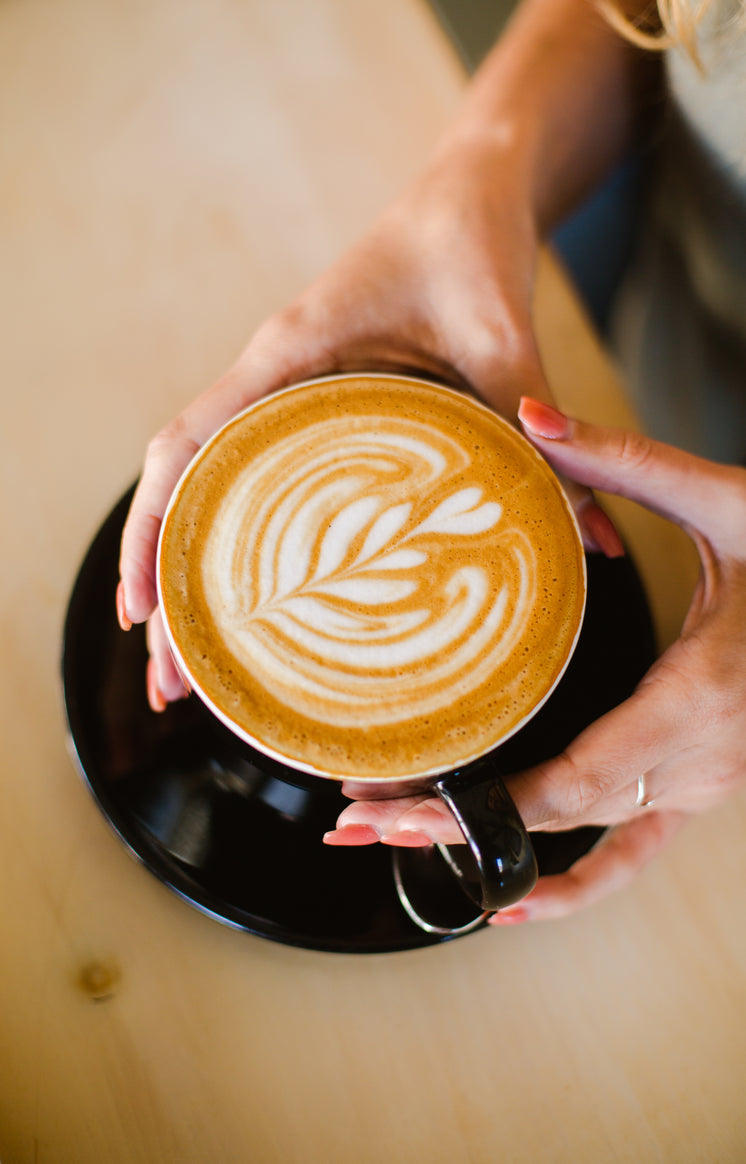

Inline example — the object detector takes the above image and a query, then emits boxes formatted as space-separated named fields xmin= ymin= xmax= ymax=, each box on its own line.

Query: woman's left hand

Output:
xmin=325 ymin=399 xmax=746 ymax=922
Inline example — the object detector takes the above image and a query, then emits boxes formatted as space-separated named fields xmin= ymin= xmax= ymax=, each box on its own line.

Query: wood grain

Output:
xmin=0 ymin=2 xmax=742 ymax=1161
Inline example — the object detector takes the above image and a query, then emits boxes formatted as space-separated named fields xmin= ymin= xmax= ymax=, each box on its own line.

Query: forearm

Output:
xmin=432 ymin=0 xmax=654 ymax=232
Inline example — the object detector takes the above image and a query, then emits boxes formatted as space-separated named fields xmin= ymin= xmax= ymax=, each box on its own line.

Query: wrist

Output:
xmin=417 ymin=125 xmax=541 ymax=238
xmin=424 ymin=0 xmax=643 ymax=235
xmin=424 ymin=104 xmax=589 ymax=243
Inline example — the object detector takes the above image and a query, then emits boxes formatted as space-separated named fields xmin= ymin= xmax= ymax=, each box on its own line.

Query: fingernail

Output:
xmin=171 ymin=658 xmax=192 ymax=696
xmin=380 ymin=830 xmax=433 ymax=847
xmin=518 ymin=397 xmax=570 ymax=440
xmin=581 ymin=504 xmax=625 ymax=559
xmin=116 ymin=581 xmax=132 ymax=632
xmin=146 ymin=660 xmax=167 ymax=713
xmin=161 ymin=670 xmax=190 ymax=702
xmin=323 ymin=824 xmax=381 ymax=846
xmin=488 ymin=906 xmax=530 ymax=926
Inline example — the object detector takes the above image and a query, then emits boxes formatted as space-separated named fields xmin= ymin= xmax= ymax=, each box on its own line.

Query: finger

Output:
xmin=118 ymin=318 xmax=338 ymax=625
xmin=145 ymin=659 xmax=167 ymax=714
xmin=379 ymin=796 xmax=466 ymax=845
xmin=490 ymin=810 xmax=686 ymax=923
xmin=508 ymin=672 xmax=695 ymax=830
xmin=323 ymin=795 xmax=464 ymax=846
xmin=573 ymin=495 xmax=625 ymax=558
xmin=534 ymin=774 xmax=659 ymax=830
xmin=119 ymin=368 xmax=281 ymax=624
xmin=120 ymin=426 xmax=202 ymax=624
xmin=145 ymin=609 xmax=188 ymax=710
xmin=518 ymin=397 xmax=746 ymax=549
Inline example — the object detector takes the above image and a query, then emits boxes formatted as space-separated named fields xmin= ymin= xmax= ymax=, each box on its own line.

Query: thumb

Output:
xmin=517 ymin=397 xmax=744 ymax=549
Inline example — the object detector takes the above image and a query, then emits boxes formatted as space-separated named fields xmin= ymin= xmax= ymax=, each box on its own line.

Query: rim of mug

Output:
xmin=155 ymin=371 xmax=588 ymax=784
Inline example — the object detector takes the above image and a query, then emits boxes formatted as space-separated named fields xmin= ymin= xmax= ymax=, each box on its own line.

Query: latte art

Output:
xmin=207 ymin=419 xmax=518 ymax=725
xmin=158 ymin=376 xmax=586 ymax=779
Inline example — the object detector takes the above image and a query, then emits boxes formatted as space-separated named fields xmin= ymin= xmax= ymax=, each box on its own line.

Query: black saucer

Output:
xmin=62 ymin=487 xmax=656 ymax=953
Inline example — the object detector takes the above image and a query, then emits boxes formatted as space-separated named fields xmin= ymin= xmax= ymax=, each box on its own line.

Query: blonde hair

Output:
xmin=598 ymin=0 xmax=715 ymax=66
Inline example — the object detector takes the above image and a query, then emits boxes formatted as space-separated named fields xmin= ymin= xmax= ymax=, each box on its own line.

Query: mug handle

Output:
xmin=434 ymin=755 xmax=538 ymax=912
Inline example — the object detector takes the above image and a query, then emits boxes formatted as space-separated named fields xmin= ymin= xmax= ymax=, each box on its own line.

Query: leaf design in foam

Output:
xmin=355 ymin=502 xmax=412 ymax=564
xmin=280 ymin=596 xmax=428 ymax=640
xmin=409 ymin=487 xmax=502 ymax=537
xmin=313 ymin=578 xmax=417 ymax=604
xmin=273 ymin=497 xmax=317 ymax=601
xmin=371 ymin=549 xmax=426 ymax=571
xmin=258 ymin=485 xmax=503 ymax=625
xmin=271 ymin=479 xmax=363 ymax=602
xmin=313 ymin=495 xmax=381 ymax=580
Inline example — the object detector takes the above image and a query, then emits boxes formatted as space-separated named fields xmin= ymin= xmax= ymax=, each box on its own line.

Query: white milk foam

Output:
xmin=202 ymin=419 xmax=528 ymax=727
xmin=159 ymin=376 xmax=586 ymax=778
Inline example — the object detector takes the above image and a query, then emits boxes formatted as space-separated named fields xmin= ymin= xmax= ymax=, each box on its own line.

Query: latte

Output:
xmin=157 ymin=374 xmax=586 ymax=780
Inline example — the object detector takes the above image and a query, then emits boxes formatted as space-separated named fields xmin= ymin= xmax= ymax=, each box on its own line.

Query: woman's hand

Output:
xmin=117 ymin=0 xmax=641 ymax=709
xmin=326 ymin=399 xmax=746 ymax=923
xmin=117 ymin=138 xmax=613 ymax=708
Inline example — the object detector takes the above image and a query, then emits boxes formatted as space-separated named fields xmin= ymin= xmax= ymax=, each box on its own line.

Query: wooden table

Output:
xmin=2 ymin=2 xmax=744 ymax=1161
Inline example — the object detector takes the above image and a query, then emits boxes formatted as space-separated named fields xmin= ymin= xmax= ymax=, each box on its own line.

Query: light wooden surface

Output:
xmin=1 ymin=2 xmax=744 ymax=1162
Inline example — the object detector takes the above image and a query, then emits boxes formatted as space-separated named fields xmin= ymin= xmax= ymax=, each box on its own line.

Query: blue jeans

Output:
xmin=552 ymin=156 xmax=647 ymax=335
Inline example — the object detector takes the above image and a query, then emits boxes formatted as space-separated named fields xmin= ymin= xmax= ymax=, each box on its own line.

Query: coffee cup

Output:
xmin=156 ymin=373 xmax=587 ymax=916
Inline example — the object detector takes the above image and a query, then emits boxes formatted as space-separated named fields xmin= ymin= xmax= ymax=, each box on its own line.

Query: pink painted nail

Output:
xmin=323 ymin=824 xmax=380 ymax=846
xmin=581 ymin=504 xmax=625 ymax=559
xmin=488 ymin=906 xmax=530 ymax=926
xmin=146 ymin=659 xmax=167 ymax=713
xmin=380 ymin=831 xmax=433 ymax=847
xmin=116 ymin=581 xmax=132 ymax=632
xmin=161 ymin=669 xmax=190 ymax=702
xmin=518 ymin=397 xmax=570 ymax=440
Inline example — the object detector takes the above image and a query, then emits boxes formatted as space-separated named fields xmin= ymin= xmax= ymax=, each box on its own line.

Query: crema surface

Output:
xmin=159 ymin=376 xmax=585 ymax=779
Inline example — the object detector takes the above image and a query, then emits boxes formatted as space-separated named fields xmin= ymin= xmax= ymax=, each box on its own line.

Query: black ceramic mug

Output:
xmin=155 ymin=374 xmax=588 ymax=921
